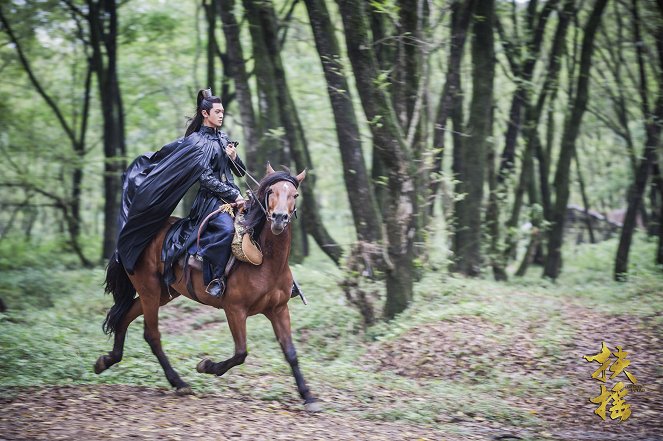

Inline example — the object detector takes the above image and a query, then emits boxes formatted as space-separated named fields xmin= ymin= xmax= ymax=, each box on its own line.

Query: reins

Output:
xmin=196 ymin=202 xmax=239 ymax=251
xmin=226 ymin=150 xmax=269 ymax=218
xmin=194 ymin=135 xmax=300 ymax=252
xmin=196 ymin=174 xmax=299 ymax=252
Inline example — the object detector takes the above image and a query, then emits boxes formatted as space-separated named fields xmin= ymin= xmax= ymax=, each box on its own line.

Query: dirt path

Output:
xmin=2 ymin=294 xmax=661 ymax=440
xmin=0 ymin=385 xmax=493 ymax=441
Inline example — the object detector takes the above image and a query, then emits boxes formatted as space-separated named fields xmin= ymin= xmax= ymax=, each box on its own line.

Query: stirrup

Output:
xmin=205 ymin=278 xmax=226 ymax=298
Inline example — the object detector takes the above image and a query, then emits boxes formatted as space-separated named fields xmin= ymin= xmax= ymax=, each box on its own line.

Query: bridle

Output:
xmin=196 ymin=179 xmax=298 ymax=251
xmin=223 ymin=145 xmax=298 ymax=225
xmin=261 ymin=184 xmax=299 ymax=228
xmin=197 ymin=136 xmax=301 ymax=248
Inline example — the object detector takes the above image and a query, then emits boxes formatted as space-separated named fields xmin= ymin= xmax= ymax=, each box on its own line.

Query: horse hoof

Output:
xmin=94 ymin=356 xmax=107 ymax=374
xmin=176 ymin=386 xmax=194 ymax=396
xmin=196 ymin=358 xmax=213 ymax=374
xmin=305 ymin=401 xmax=323 ymax=413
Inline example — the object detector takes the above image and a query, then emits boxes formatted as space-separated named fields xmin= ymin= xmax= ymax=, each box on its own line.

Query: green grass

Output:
xmin=0 ymin=232 xmax=661 ymax=435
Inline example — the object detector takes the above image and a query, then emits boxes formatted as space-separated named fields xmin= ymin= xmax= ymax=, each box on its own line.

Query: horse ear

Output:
xmin=295 ymin=169 xmax=306 ymax=183
xmin=266 ymin=162 xmax=276 ymax=175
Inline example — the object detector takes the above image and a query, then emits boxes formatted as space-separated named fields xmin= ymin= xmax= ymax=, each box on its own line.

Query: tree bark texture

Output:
xmin=336 ymin=0 xmax=417 ymax=319
xmin=452 ymin=0 xmax=495 ymax=277
xmin=218 ymin=0 xmax=259 ymax=171
xmin=87 ymin=0 xmax=127 ymax=261
xmin=614 ymin=2 xmax=663 ymax=279
xmin=544 ymin=0 xmax=608 ymax=279
xmin=430 ymin=0 xmax=475 ymax=216
xmin=304 ymin=0 xmax=383 ymax=245
xmin=245 ymin=0 xmax=342 ymax=265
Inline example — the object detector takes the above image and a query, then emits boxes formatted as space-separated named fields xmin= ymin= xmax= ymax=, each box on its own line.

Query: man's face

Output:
xmin=203 ymin=103 xmax=224 ymax=128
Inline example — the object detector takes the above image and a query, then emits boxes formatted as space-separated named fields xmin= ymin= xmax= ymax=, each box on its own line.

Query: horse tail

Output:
xmin=102 ymin=256 xmax=136 ymax=335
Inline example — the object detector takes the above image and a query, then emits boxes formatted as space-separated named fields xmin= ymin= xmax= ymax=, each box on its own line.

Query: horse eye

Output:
xmin=294 ymin=194 xmax=299 ymax=198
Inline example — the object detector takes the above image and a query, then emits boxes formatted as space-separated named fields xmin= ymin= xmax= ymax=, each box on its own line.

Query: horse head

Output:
xmin=264 ymin=163 xmax=306 ymax=235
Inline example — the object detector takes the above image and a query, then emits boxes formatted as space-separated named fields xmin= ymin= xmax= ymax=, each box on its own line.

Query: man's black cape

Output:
xmin=116 ymin=131 xmax=219 ymax=274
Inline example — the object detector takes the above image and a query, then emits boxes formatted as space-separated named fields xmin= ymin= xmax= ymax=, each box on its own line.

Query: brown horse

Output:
xmin=95 ymin=165 xmax=320 ymax=411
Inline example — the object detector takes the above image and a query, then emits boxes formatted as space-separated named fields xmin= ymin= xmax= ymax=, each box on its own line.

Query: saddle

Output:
xmin=183 ymin=205 xmax=262 ymax=276
xmin=231 ymin=211 xmax=263 ymax=265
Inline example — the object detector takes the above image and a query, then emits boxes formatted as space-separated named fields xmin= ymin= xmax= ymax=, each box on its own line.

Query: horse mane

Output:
xmin=242 ymin=170 xmax=299 ymax=239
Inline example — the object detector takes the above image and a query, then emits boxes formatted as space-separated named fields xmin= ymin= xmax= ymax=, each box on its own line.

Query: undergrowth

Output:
xmin=0 ymin=232 xmax=661 ymax=435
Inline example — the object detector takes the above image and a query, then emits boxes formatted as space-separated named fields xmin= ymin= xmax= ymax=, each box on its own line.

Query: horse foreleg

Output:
xmin=140 ymin=288 xmax=191 ymax=395
xmin=266 ymin=305 xmax=321 ymax=412
xmin=197 ymin=310 xmax=248 ymax=376
xmin=94 ymin=298 xmax=142 ymax=374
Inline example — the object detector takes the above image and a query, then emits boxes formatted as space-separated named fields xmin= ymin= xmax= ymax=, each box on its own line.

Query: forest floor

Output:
xmin=1 ymin=237 xmax=662 ymax=440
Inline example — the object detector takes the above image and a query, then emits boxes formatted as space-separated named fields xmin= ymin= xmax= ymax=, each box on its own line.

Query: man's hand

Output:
xmin=225 ymin=142 xmax=238 ymax=160
xmin=235 ymin=194 xmax=246 ymax=212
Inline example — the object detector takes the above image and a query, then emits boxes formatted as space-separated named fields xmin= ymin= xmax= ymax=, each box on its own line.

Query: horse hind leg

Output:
xmin=138 ymin=278 xmax=192 ymax=395
xmin=94 ymin=298 xmax=143 ymax=374
xmin=197 ymin=310 xmax=248 ymax=376
xmin=94 ymin=287 xmax=176 ymax=374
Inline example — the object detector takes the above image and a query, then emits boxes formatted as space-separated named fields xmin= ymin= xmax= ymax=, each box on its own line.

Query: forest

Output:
xmin=1 ymin=0 xmax=662 ymax=439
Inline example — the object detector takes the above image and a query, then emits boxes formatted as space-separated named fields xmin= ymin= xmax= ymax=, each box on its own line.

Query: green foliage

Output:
xmin=121 ymin=11 xmax=180 ymax=45
xmin=368 ymin=0 xmax=399 ymax=22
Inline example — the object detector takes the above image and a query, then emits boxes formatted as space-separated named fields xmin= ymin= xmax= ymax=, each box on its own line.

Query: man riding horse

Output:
xmin=115 ymin=88 xmax=245 ymax=298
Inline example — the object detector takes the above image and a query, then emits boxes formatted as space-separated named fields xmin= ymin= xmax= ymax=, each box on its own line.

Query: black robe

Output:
xmin=116 ymin=126 xmax=244 ymax=276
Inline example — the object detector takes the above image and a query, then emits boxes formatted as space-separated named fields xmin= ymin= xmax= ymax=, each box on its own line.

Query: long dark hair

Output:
xmin=242 ymin=171 xmax=300 ymax=239
xmin=185 ymin=88 xmax=222 ymax=137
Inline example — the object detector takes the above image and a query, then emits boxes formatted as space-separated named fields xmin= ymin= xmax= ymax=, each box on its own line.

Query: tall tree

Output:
xmin=429 ymin=0 xmax=475 ymax=216
xmin=66 ymin=0 xmax=127 ymax=261
xmin=452 ymin=0 xmax=495 ymax=276
xmin=218 ymin=0 xmax=258 ymax=170
xmin=336 ymin=0 xmax=418 ymax=318
xmin=303 ymin=0 xmax=383 ymax=247
xmin=0 ymin=4 xmax=93 ymax=267
xmin=506 ymin=0 xmax=574 ymax=273
xmin=244 ymin=0 xmax=342 ymax=264
xmin=544 ymin=0 xmax=608 ymax=279
xmin=484 ymin=0 xmax=559 ymax=280
xmin=614 ymin=0 xmax=663 ymax=280
xmin=243 ymin=0 xmax=284 ymax=170
xmin=203 ymin=0 xmax=218 ymax=92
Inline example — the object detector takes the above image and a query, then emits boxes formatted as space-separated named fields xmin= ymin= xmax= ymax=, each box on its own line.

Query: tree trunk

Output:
xmin=544 ymin=0 xmax=608 ymax=279
xmin=503 ymin=0 xmax=571 ymax=263
xmin=452 ymin=0 xmax=495 ymax=276
xmin=203 ymin=0 xmax=217 ymax=91
xmin=651 ymin=161 xmax=663 ymax=263
xmin=614 ymin=1 xmax=663 ymax=279
xmin=303 ymin=0 xmax=383 ymax=245
xmin=507 ymin=0 xmax=573 ymax=253
xmin=484 ymin=1 xmax=559 ymax=278
xmin=243 ymin=0 xmax=285 ymax=169
xmin=496 ymin=0 xmax=559 ymax=182
xmin=218 ymin=0 xmax=259 ymax=170
xmin=429 ymin=0 xmax=475 ymax=217
xmin=246 ymin=0 xmax=342 ymax=264
xmin=88 ymin=0 xmax=127 ymax=261
xmin=367 ymin=3 xmax=394 ymax=216
xmin=574 ymin=148 xmax=596 ymax=243
xmin=336 ymin=0 xmax=417 ymax=319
